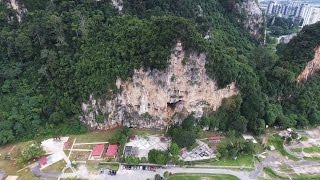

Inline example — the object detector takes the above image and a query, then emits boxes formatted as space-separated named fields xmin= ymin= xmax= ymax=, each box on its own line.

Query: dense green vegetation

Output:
xmin=302 ymin=146 xmax=320 ymax=153
xmin=267 ymin=16 xmax=300 ymax=36
xmin=217 ymin=133 xmax=256 ymax=159
xmin=108 ymin=127 xmax=131 ymax=157
xmin=148 ymin=149 xmax=169 ymax=164
xmin=16 ymin=142 xmax=45 ymax=165
xmin=168 ymin=115 xmax=201 ymax=149
xmin=0 ymin=0 xmax=320 ymax=145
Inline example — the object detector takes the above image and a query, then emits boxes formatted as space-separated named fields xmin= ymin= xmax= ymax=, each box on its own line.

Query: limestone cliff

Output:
xmin=81 ymin=43 xmax=239 ymax=129
xmin=297 ymin=46 xmax=320 ymax=82
xmin=237 ymin=0 xmax=264 ymax=41
xmin=4 ymin=0 xmax=26 ymax=22
xmin=111 ymin=0 xmax=123 ymax=12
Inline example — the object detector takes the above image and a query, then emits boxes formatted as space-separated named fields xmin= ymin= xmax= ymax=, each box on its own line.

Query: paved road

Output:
xmin=0 ymin=170 xmax=5 ymax=180
xmin=249 ymin=155 xmax=276 ymax=179
xmin=110 ymin=167 xmax=253 ymax=180
xmin=285 ymin=159 xmax=320 ymax=168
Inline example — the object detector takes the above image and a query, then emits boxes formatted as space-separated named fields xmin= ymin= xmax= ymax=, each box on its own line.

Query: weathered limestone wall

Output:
xmin=81 ymin=43 xmax=239 ymax=129
xmin=297 ymin=46 xmax=320 ymax=82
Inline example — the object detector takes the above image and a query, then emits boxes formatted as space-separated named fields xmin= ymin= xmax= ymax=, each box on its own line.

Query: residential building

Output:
xmin=264 ymin=1 xmax=320 ymax=26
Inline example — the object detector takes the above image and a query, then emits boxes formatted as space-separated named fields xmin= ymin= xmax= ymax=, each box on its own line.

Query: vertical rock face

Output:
xmin=81 ymin=43 xmax=239 ymax=130
xmin=297 ymin=46 xmax=320 ymax=82
xmin=111 ymin=0 xmax=123 ymax=12
xmin=237 ymin=0 xmax=264 ymax=41
xmin=5 ymin=0 xmax=26 ymax=22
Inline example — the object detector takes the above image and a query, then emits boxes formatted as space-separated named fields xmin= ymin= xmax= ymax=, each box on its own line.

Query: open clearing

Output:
xmin=42 ymin=160 xmax=66 ymax=173
xmin=194 ymin=154 xmax=253 ymax=167
xmin=74 ymin=130 xmax=117 ymax=143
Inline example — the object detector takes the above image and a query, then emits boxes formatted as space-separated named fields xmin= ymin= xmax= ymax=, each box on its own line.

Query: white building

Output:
xmin=264 ymin=1 xmax=320 ymax=26
xmin=302 ymin=6 xmax=320 ymax=26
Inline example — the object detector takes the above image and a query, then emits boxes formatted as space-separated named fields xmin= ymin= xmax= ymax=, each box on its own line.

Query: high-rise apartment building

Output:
xmin=265 ymin=1 xmax=320 ymax=26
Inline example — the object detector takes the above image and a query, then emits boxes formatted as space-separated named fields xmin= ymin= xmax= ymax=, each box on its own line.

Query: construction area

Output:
xmin=180 ymin=140 xmax=216 ymax=161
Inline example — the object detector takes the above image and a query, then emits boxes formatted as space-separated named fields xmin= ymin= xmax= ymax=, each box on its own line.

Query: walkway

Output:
xmin=73 ymin=142 xmax=108 ymax=145
xmin=249 ymin=155 xmax=276 ymax=179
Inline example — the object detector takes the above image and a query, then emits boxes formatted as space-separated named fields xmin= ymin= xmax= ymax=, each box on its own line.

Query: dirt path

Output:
xmin=73 ymin=142 xmax=108 ymax=145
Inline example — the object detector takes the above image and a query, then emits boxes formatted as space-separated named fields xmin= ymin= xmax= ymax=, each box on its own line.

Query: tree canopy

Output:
xmin=0 ymin=0 xmax=320 ymax=145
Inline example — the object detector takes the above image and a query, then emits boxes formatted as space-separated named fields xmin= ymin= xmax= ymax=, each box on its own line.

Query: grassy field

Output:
xmin=98 ymin=162 xmax=119 ymax=171
xmin=69 ymin=151 xmax=91 ymax=161
xmin=263 ymin=167 xmax=320 ymax=180
xmin=303 ymin=146 xmax=320 ymax=153
xmin=0 ymin=141 xmax=39 ymax=179
xmin=74 ymin=128 xmax=163 ymax=144
xmin=268 ymin=135 xmax=300 ymax=161
xmin=303 ymin=156 xmax=320 ymax=161
xmin=291 ymin=148 xmax=302 ymax=153
xmin=131 ymin=128 xmax=164 ymax=136
xmin=292 ymin=175 xmax=320 ymax=180
xmin=74 ymin=130 xmax=117 ymax=143
xmin=42 ymin=160 xmax=66 ymax=173
xmin=0 ymin=141 xmax=31 ymax=160
xmin=263 ymin=167 xmax=289 ymax=179
xmin=86 ymin=161 xmax=119 ymax=172
xmin=72 ymin=144 xmax=94 ymax=149
xmin=194 ymin=154 xmax=253 ymax=167
xmin=0 ymin=159 xmax=38 ymax=180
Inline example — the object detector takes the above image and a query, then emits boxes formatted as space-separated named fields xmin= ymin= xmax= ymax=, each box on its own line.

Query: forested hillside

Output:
xmin=0 ymin=0 xmax=319 ymax=145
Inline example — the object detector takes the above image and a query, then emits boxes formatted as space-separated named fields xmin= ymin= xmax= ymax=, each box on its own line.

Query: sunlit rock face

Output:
xmin=81 ymin=43 xmax=239 ymax=130
xmin=111 ymin=0 xmax=123 ymax=12
xmin=237 ymin=0 xmax=264 ymax=41
xmin=297 ymin=46 xmax=320 ymax=83
xmin=5 ymin=0 xmax=27 ymax=22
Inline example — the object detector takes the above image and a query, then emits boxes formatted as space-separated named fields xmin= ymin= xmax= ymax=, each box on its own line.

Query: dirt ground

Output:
xmin=70 ymin=151 xmax=91 ymax=161
xmin=292 ymin=165 xmax=320 ymax=174
xmin=304 ymin=127 xmax=320 ymax=146
xmin=287 ymin=127 xmax=320 ymax=150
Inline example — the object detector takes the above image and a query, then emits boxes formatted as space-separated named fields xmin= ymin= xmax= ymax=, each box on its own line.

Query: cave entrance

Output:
xmin=166 ymin=100 xmax=183 ymax=117
xmin=166 ymin=100 xmax=184 ymax=133
xmin=167 ymin=100 xmax=182 ymax=110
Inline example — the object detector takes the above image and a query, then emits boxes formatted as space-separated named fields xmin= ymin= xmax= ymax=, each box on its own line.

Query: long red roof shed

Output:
xmin=208 ymin=136 xmax=221 ymax=141
xmin=92 ymin=144 xmax=105 ymax=157
xmin=106 ymin=144 xmax=118 ymax=158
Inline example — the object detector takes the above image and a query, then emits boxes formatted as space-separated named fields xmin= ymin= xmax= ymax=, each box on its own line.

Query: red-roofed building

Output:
xmin=106 ymin=144 xmax=118 ymax=158
xmin=64 ymin=141 xmax=70 ymax=148
xmin=38 ymin=156 xmax=47 ymax=167
xmin=208 ymin=136 xmax=221 ymax=142
xmin=92 ymin=144 xmax=105 ymax=159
